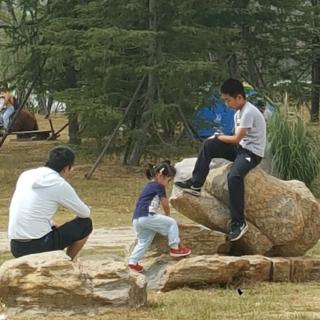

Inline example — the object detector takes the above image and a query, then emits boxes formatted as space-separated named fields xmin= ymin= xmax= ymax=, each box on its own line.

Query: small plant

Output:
xmin=268 ymin=111 xmax=320 ymax=188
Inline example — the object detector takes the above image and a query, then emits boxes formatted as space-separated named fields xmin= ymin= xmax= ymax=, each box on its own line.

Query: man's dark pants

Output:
xmin=192 ymin=139 xmax=262 ymax=226
xmin=11 ymin=217 xmax=93 ymax=258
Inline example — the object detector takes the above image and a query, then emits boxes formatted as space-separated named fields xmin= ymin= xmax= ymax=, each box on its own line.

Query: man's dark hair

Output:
xmin=220 ymin=78 xmax=246 ymax=99
xmin=45 ymin=145 xmax=75 ymax=173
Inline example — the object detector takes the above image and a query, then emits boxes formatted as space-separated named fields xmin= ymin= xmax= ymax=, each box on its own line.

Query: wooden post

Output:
xmin=48 ymin=122 xmax=69 ymax=140
xmin=48 ymin=118 xmax=55 ymax=136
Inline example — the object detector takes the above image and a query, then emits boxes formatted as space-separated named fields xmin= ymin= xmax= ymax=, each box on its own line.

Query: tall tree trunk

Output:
xmin=125 ymin=0 xmax=156 ymax=166
xmin=46 ymin=94 xmax=53 ymax=116
xmin=311 ymin=0 xmax=320 ymax=122
xmin=123 ymin=97 xmax=147 ymax=165
xmin=68 ymin=112 xmax=81 ymax=144
xmin=66 ymin=66 xmax=81 ymax=144
xmin=243 ymin=25 xmax=261 ymax=87
xmin=240 ymin=0 xmax=265 ymax=89
xmin=126 ymin=76 xmax=155 ymax=165
xmin=311 ymin=58 xmax=320 ymax=122
xmin=227 ymin=53 xmax=240 ymax=79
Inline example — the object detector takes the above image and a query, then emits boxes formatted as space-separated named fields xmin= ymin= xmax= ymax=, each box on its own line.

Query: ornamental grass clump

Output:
xmin=268 ymin=111 xmax=320 ymax=188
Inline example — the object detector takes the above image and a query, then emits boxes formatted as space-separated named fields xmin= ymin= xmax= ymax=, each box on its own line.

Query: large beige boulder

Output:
xmin=171 ymin=161 xmax=320 ymax=256
xmin=170 ymin=193 xmax=273 ymax=255
xmin=0 ymin=251 xmax=147 ymax=316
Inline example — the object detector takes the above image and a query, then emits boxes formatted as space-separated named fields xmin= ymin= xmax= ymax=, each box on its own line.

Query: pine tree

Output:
xmin=3 ymin=0 xmax=319 ymax=161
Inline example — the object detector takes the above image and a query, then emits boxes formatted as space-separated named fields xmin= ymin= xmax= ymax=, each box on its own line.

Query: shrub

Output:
xmin=268 ymin=111 xmax=320 ymax=188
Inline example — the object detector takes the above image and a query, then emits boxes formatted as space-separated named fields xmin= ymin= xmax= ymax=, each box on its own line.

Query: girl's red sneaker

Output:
xmin=128 ymin=263 xmax=144 ymax=272
xmin=169 ymin=246 xmax=191 ymax=257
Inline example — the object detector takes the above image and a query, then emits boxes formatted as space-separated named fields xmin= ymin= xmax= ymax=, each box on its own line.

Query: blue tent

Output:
xmin=192 ymin=96 xmax=235 ymax=138
xmin=192 ymin=83 xmax=276 ymax=138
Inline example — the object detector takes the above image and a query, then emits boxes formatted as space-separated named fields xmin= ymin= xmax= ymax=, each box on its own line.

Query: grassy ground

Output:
xmin=1 ymin=114 xmax=320 ymax=320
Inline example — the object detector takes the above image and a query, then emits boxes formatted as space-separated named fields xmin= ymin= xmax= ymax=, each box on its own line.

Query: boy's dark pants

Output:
xmin=192 ymin=139 xmax=262 ymax=226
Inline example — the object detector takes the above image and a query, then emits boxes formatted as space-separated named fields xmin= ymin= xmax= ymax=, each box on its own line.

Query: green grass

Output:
xmin=268 ymin=110 xmax=320 ymax=189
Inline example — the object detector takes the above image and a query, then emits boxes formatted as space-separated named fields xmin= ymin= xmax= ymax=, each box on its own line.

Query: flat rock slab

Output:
xmin=0 ymin=251 xmax=147 ymax=317
xmin=152 ymin=255 xmax=320 ymax=292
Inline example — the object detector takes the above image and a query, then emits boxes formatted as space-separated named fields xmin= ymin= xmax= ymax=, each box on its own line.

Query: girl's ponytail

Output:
xmin=145 ymin=160 xmax=176 ymax=180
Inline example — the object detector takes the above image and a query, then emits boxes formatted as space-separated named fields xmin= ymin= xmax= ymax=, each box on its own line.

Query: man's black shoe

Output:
xmin=228 ymin=222 xmax=248 ymax=242
xmin=175 ymin=179 xmax=201 ymax=196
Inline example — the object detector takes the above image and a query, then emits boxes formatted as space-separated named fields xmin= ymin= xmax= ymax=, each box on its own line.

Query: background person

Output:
xmin=0 ymin=87 xmax=15 ymax=131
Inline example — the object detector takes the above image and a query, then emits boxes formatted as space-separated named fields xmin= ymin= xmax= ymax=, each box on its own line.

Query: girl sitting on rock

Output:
xmin=128 ymin=161 xmax=191 ymax=272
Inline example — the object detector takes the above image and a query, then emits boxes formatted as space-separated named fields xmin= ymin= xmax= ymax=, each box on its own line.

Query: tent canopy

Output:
xmin=192 ymin=82 xmax=276 ymax=138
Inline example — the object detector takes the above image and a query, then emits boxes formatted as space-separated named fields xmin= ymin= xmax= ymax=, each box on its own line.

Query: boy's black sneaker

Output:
xmin=228 ymin=222 xmax=248 ymax=242
xmin=175 ymin=179 xmax=201 ymax=196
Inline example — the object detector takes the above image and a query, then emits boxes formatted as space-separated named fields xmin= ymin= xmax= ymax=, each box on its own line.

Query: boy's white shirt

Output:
xmin=8 ymin=167 xmax=91 ymax=240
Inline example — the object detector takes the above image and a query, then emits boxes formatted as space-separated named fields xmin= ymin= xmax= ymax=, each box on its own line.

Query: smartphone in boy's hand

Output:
xmin=207 ymin=130 xmax=223 ymax=140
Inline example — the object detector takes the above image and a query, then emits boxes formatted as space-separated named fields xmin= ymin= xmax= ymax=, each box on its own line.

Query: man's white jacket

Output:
xmin=8 ymin=167 xmax=91 ymax=240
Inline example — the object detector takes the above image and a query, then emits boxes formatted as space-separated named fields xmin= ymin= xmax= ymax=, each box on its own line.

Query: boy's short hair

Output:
xmin=45 ymin=145 xmax=75 ymax=173
xmin=221 ymin=78 xmax=246 ymax=99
